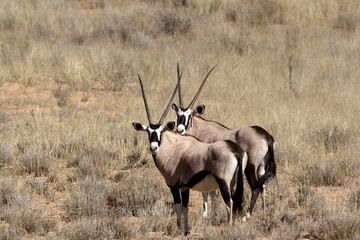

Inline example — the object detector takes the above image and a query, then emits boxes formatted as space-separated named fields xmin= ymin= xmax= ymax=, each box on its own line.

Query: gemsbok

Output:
xmin=172 ymin=64 xmax=276 ymax=219
xmin=132 ymin=73 xmax=247 ymax=235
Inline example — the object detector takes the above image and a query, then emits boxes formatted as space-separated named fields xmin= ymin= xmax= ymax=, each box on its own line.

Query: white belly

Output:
xmin=191 ymin=174 xmax=218 ymax=192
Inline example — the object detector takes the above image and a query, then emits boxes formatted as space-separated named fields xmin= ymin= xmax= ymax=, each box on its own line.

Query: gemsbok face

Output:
xmin=172 ymin=64 xmax=214 ymax=135
xmin=172 ymin=64 xmax=276 ymax=219
xmin=132 ymin=71 xmax=246 ymax=235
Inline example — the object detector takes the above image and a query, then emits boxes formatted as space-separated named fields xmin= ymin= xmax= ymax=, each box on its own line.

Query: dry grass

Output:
xmin=0 ymin=0 xmax=360 ymax=238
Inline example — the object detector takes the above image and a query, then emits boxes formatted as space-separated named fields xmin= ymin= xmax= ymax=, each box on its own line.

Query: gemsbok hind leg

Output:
xmin=215 ymin=178 xmax=233 ymax=224
xmin=202 ymin=191 xmax=216 ymax=218
xmin=245 ymin=163 xmax=259 ymax=218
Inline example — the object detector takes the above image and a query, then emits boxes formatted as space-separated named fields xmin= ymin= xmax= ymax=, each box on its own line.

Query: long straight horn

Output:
xmin=158 ymin=81 xmax=180 ymax=125
xmin=138 ymin=75 xmax=153 ymax=124
xmin=177 ymin=62 xmax=183 ymax=107
xmin=188 ymin=65 xmax=217 ymax=109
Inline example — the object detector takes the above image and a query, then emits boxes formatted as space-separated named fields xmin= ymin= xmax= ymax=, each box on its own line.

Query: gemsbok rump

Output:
xmin=132 ymin=73 xmax=247 ymax=235
xmin=172 ymin=64 xmax=276 ymax=218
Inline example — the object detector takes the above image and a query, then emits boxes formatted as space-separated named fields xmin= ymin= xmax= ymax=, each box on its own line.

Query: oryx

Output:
xmin=172 ymin=64 xmax=276 ymax=218
xmin=132 ymin=74 xmax=247 ymax=235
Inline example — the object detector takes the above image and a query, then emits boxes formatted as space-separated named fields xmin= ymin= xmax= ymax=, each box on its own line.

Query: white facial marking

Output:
xmin=148 ymin=126 xmax=163 ymax=153
xmin=150 ymin=142 xmax=159 ymax=153
xmin=177 ymin=124 xmax=186 ymax=134
xmin=177 ymin=109 xmax=192 ymax=134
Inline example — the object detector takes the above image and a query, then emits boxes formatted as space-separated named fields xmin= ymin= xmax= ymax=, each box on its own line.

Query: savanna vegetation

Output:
xmin=1 ymin=0 xmax=360 ymax=239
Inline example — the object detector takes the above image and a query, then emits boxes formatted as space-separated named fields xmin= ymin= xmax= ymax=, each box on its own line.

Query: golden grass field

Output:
xmin=1 ymin=0 xmax=360 ymax=239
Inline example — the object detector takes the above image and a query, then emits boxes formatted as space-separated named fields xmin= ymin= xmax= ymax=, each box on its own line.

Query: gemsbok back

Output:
xmin=172 ymin=64 xmax=276 ymax=219
xmin=132 ymin=73 xmax=247 ymax=235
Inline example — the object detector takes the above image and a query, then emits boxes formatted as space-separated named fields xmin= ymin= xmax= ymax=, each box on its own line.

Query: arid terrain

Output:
xmin=1 ymin=0 xmax=360 ymax=239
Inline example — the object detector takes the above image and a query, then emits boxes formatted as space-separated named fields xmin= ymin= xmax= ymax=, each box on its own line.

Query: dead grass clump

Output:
xmin=347 ymin=189 xmax=360 ymax=211
xmin=65 ymin=177 xmax=110 ymax=220
xmin=300 ymin=160 xmax=348 ymax=187
xmin=334 ymin=12 xmax=359 ymax=33
xmin=59 ymin=217 xmax=134 ymax=240
xmin=0 ymin=145 xmax=13 ymax=168
xmin=160 ymin=11 xmax=192 ymax=36
xmin=243 ymin=0 xmax=283 ymax=26
xmin=52 ymin=81 xmax=70 ymax=107
xmin=26 ymin=177 xmax=51 ymax=199
xmin=17 ymin=149 xmax=50 ymax=177
xmin=316 ymin=126 xmax=353 ymax=153
xmin=1 ymin=187 xmax=56 ymax=236
xmin=0 ymin=5 xmax=15 ymax=31
xmin=75 ymin=148 xmax=119 ymax=179
xmin=203 ymin=223 xmax=261 ymax=240
xmin=312 ymin=212 xmax=360 ymax=240
xmin=0 ymin=181 xmax=16 ymax=207
xmin=107 ymin=175 xmax=171 ymax=217
xmin=296 ymin=184 xmax=314 ymax=208
xmin=124 ymin=148 xmax=148 ymax=169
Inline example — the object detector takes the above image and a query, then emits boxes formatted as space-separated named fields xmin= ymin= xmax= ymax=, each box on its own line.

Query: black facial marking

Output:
xmin=178 ymin=115 xmax=186 ymax=126
xmin=150 ymin=131 xmax=159 ymax=143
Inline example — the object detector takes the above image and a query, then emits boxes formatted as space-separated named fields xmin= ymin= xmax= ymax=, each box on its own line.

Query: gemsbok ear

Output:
xmin=194 ymin=105 xmax=205 ymax=115
xmin=132 ymin=122 xmax=147 ymax=131
xmin=164 ymin=121 xmax=175 ymax=131
xmin=172 ymin=103 xmax=178 ymax=111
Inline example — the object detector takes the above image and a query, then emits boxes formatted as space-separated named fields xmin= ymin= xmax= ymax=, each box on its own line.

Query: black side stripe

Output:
xmin=169 ymin=171 xmax=211 ymax=190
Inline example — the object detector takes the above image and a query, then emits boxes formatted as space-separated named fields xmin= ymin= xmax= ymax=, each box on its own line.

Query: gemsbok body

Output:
xmin=132 ymin=74 xmax=246 ymax=235
xmin=172 ymin=64 xmax=276 ymax=218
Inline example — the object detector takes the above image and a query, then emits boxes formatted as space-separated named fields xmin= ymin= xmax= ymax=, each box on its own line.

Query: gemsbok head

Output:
xmin=172 ymin=64 xmax=276 ymax=219
xmin=132 ymin=73 xmax=246 ymax=235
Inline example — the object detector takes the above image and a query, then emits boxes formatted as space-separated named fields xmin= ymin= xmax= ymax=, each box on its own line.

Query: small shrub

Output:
xmin=0 ymin=181 xmax=16 ymax=207
xmin=107 ymin=175 xmax=171 ymax=217
xmin=124 ymin=148 xmax=148 ymax=169
xmin=160 ymin=11 xmax=192 ymax=36
xmin=306 ymin=160 xmax=348 ymax=187
xmin=246 ymin=0 xmax=282 ymax=26
xmin=52 ymin=81 xmax=70 ymax=107
xmin=17 ymin=149 xmax=50 ymax=177
xmin=65 ymin=177 xmax=110 ymax=220
xmin=316 ymin=126 xmax=353 ymax=153
xmin=296 ymin=184 xmax=314 ymax=208
xmin=348 ymin=189 xmax=360 ymax=211
xmin=75 ymin=148 xmax=118 ymax=179
xmin=1 ymin=188 xmax=56 ymax=236
xmin=204 ymin=223 xmax=261 ymax=240
xmin=225 ymin=8 xmax=237 ymax=23
xmin=334 ymin=12 xmax=358 ymax=33
xmin=26 ymin=177 xmax=50 ymax=198
xmin=313 ymin=213 xmax=360 ymax=240
xmin=0 ymin=145 xmax=13 ymax=168
xmin=59 ymin=217 xmax=133 ymax=240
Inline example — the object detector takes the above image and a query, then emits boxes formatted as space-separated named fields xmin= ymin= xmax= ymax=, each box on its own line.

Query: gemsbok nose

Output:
xmin=150 ymin=142 xmax=159 ymax=153
xmin=177 ymin=124 xmax=186 ymax=134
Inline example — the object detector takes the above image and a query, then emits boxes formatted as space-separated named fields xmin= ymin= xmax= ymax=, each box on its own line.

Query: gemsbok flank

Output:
xmin=172 ymin=64 xmax=276 ymax=219
xmin=132 ymin=73 xmax=247 ymax=235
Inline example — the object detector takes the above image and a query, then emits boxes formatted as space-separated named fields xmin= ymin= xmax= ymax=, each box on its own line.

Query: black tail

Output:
xmin=233 ymin=152 xmax=245 ymax=214
xmin=254 ymin=138 xmax=276 ymax=190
